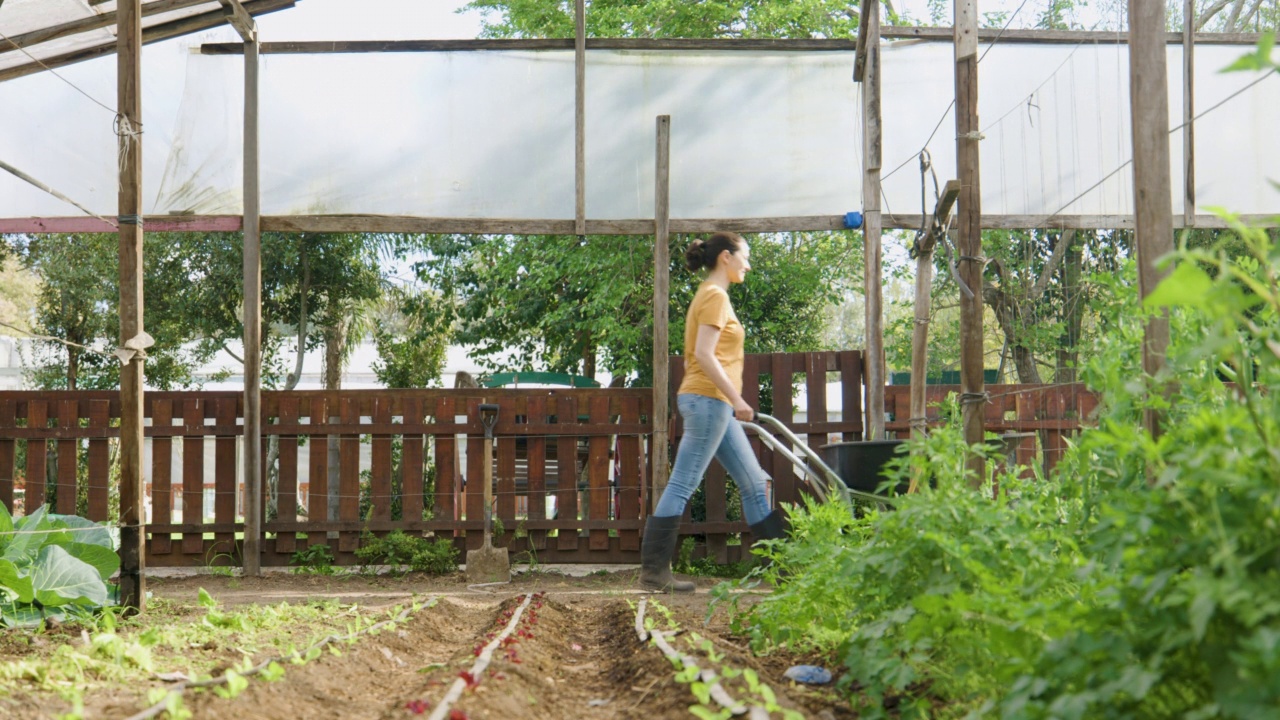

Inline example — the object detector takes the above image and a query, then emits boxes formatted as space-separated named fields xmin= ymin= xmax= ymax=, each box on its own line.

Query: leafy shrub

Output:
xmin=722 ymin=217 xmax=1280 ymax=718
xmin=0 ymin=504 xmax=119 ymax=627
xmin=354 ymin=530 xmax=458 ymax=575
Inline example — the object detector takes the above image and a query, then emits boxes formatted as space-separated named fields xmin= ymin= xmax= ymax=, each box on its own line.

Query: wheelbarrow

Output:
xmin=740 ymin=413 xmax=899 ymax=508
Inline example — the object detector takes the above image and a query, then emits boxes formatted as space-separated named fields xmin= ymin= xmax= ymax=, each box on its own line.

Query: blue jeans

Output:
xmin=654 ymin=393 xmax=772 ymax=525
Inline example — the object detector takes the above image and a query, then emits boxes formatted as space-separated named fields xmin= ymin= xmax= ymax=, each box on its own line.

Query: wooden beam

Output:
xmin=879 ymin=26 xmax=1263 ymax=45
xmin=859 ymin=0 xmax=885 ymax=440
xmin=954 ymin=0 xmax=986 ymax=486
xmin=0 ymin=215 xmax=243 ymax=234
xmin=1129 ymin=0 xmax=1175 ymax=445
xmin=241 ymin=36 xmax=262 ymax=576
xmin=218 ymin=0 xmax=258 ymax=42
xmin=651 ymin=115 xmax=671 ymax=513
xmin=195 ymin=29 xmax=1267 ymax=56
xmin=574 ymin=0 xmax=586 ymax=236
xmin=0 ymin=0 xmax=206 ymax=53
xmin=0 ymin=0 xmax=294 ymax=83
xmin=201 ymin=38 xmax=861 ymax=54
xmin=854 ymin=0 xmax=872 ymax=81
xmin=8 ymin=212 xmax=1278 ymax=236
xmin=1183 ymin=0 xmax=1196 ymax=227
xmin=116 ymin=0 xmax=146 ymax=613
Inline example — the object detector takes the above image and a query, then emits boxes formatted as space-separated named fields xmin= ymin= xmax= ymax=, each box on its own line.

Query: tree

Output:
xmin=411 ymin=231 xmax=857 ymax=384
xmin=18 ymin=233 xmax=204 ymax=390
xmin=0 ymin=253 xmax=39 ymax=338
xmin=465 ymin=0 xmax=866 ymax=39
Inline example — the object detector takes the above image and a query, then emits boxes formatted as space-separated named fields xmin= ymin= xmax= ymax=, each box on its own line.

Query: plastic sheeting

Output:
xmin=1 ymin=38 xmax=1278 ymax=223
xmin=0 ymin=0 xmax=228 ymax=74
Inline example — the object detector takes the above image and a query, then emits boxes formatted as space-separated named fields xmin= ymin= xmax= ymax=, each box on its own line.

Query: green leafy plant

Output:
xmin=354 ymin=530 xmax=458 ymax=575
xmin=289 ymin=543 xmax=337 ymax=575
xmin=0 ymin=504 xmax=119 ymax=627
xmin=674 ymin=537 xmax=754 ymax=579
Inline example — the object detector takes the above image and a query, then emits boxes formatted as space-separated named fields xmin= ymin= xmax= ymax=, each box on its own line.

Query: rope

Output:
xmin=0 ymin=523 xmax=139 ymax=538
xmin=879 ymin=0 xmax=1040 ymax=185
xmin=0 ymin=159 xmax=118 ymax=229
xmin=0 ymin=320 xmax=120 ymax=361
xmin=0 ymin=31 xmax=116 ymax=116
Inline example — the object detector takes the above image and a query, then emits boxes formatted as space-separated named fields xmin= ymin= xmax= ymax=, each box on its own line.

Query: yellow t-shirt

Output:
xmin=677 ymin=282 xmax=745 ymax=404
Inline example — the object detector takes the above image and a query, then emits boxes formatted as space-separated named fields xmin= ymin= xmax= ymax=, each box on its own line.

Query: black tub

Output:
xmin=820 ymin=440 xmax=909 ymax=495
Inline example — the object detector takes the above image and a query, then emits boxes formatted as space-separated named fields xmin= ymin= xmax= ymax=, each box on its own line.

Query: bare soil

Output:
xmin=0 ymin=571 xmax=856 ymax=719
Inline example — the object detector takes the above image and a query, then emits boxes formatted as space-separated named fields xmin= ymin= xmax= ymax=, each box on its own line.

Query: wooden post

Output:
xmin=574 ymin=0 xmax=586 ymax=236
xmin=1183 ymin=0 xmax=1196 ymax=228
xmin=1129 ymin=0 xmax=1174 ymax=443
xmin=116 ymin=0 xmax=146 ymax=612
xmin=242 ymin=31 xmax=263 ymax=575
xmin=909 ymin=181 xmax=960 ymax=487
xmin=651 ymin=115 xmax=671 ymax=511
xmin=858 ymin=0 xmax=885 ymax=441
xmin=954 ymin=0 xmax=986 ymax=485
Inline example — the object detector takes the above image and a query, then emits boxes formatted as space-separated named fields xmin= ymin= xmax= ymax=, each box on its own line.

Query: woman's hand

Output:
xmin=732 ymin=398 xmax=754 ymax=422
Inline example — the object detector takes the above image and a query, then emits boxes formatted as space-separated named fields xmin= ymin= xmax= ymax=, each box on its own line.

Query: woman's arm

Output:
xmin=694 ymin=324 xmax=753 ymax=421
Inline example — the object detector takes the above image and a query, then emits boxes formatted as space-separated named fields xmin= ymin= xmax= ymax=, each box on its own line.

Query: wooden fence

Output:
xmin=0 ymin=355 xmax=1098 ymax=568
xmin=882 ymin=382 xmax=1097 ymax=475
xmin=0 ymin=389 xmax=651 ymax=566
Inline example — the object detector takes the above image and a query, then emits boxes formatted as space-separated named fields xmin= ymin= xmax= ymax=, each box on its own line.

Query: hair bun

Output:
xmin=684 ymin=239 xmax=708 ymax=272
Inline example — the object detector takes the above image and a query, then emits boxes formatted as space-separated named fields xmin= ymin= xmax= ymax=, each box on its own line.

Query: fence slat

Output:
xmin=306 ymin=397 xmax=329 ymax=549
xmin=840 ymin=350 xmax=863 ymax=441
xmin=0 ymin=400 xmax=15 ymax=513
xmin=338 ymin=397 xmax=360 ymax=552
xmin=587 ymin=395 xmax=611 ymax=551
xmin=401 ymin=398 xmax=424 ymax=524
xmin=86 ymin=400 xmax=111 ymax=523
xmin=556 ymin=395 xmax=579 ymax=551
xmin=55 ymin=400 xmax=78 ymax=515
xmin=25 ymin=400 xmax=48 ymax=513
xmin=433 ymin=397 xmax=457 ymax=534
xmin=148 ymin=400 xmax=172 ymax=553
xmin=276 ymin=396 xmax=299 ymax=554
xmin=617 ymin=396 xmax=641 ymax=552
xmin=214 ymin=398 xmax=237 ymax=558
xmin=806 ymin=352 xmax=828 ymax=455
xmin=704 ymin=461 xmax=728 ymax=563
xmin=464 ymin=398 xmax=485 ymax=551
xmin=370 ymin=398 xmax=392 ymax=522
xmin=770 ymin=353 xmax=796 ymax=507
xmin=526 ymin=395 xmax=547 ymax=551
xmin=496 ymin=396 xmax=517 ymax=545
xmin=181 ymin=399 xmax=204 ymax=554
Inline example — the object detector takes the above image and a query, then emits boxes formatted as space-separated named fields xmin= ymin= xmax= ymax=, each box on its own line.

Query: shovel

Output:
xmin=466 ymin=403 xmax=510 ymax=583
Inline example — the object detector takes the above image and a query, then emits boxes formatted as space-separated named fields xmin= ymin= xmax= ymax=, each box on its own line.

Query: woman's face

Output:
xmin=721 ymin=242 xmax=752 ymax=283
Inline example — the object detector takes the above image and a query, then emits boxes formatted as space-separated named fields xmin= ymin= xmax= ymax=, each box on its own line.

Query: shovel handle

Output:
xmin=479 ymin=403 xmax=499 ymax=439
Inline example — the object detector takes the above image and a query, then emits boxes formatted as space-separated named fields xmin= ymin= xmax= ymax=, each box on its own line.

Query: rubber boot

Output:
xmin=748 ymin=508 xmax=788 ymax=543
xmin=640 ymin=515 xmax=695 ymax=593
xmin=747 ymin=508 xmax=789 ymax=569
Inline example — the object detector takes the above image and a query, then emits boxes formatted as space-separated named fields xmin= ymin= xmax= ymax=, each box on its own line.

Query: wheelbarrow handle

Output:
xmin=744 ymin=413 xmax=891 ymax=506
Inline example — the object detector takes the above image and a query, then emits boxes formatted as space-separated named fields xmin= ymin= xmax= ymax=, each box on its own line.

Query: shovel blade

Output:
xmin=465 ymin=545 xmax=510 ymax=583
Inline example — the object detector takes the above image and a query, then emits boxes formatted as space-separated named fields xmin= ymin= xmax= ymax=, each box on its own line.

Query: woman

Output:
xmin=641 ymin=232 xmax=786 ymax=593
